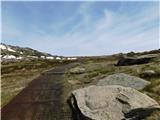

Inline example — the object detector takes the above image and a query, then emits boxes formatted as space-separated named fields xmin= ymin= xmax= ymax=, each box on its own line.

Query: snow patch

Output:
xmin=20 ymin=51 xmax=23 ymax=54
xmin=46 ymin=56 xmax=54 ymax=59
xmin=8 ymin=47 xmax=16 ymax=52
xmin=0 ymin=44 xmax=16 ymax=52
xmin=17 ymin=56 xmax=23 ymax=60
xmin=56 ymin=57 xmax=61 ymax=60
xmin=67 ymin=57 xmax=77 ymax=60
xmin=0 ymin=44 xmax=7 ymax=50
xmin=3 ymin=55 xmax=16 ymax=59
xmin=27 ymin=56 xmax=38 ymax=59
xmin=40 ymin=56 xmax=46 ymax=59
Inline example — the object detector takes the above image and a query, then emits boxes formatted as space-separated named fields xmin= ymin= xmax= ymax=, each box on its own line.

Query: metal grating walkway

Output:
xmin=1 ymin=65 xmax=73 ymax=120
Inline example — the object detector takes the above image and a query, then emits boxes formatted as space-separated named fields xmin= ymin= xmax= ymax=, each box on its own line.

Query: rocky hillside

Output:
xmin=0 ymin=43 xmax=57 ymax=60
xmin=0 ymin=43 xmax=78 ymax=61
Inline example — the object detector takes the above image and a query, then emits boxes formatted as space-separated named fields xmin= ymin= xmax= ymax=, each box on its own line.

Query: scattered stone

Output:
xmin=84 ymin=79 xmax=93 ymax=84
xmin=69 ymin=67 xmax=86 ymax=74
xmin=152 ymin=85 xmax=160 ymax=95
xmin=140 ymin=70 xmax=156 ymax=78
xmin=68 ymin=80 xmax=81 ymax=85
xmin=116 ymin=56 xmax=155 ymax=66
xmin=68 ymin=85 xmax=160 ymax=120
xmin=97 ymin=73 xmax=150 ymax=90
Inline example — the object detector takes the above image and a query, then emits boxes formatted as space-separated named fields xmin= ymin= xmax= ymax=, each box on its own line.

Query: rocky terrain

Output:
xmin=1 ymin=45 xmax=160 ymax=120
xmin=69 ymin=85 xmax=160 ymax=120
xmin=65 ymin=49 xmax=160 ymax=120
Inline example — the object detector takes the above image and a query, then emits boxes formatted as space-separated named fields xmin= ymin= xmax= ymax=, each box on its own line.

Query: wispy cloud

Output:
xmin=2 ymin=1 xmax=159 ymax=56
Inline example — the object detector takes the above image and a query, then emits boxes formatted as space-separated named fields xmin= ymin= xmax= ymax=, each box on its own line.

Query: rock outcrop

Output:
xmin=68 ymin=85 xmax=160 ymax=120
xmin=140 ymin=70 xmax=160 ymax=78
xmin=97 ymin=73 xmax=150 ymax=90
xmin=116 ymin=56 xmax=155 ymax=66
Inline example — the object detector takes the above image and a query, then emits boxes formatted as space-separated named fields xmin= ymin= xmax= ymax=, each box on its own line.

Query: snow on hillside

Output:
xmin=0 ymin=43 xmax=78 ymax=61
xmin=3 ymin=55 xmax=16 ymax=59
xmin=0 ymin=44 xmax=7 ymax=50
xmin=8 ymin=48 xmax=16 ymax=52
xmin=0 ymin=43 xmax=54 ymax=60
xmin=0 ymin=44 xmax=16 ymax=52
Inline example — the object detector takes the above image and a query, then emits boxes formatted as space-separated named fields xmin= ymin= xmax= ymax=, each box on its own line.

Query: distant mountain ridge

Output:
xmin=0 ymin=43 xmax=56 ymax=60
xmin=0 ymin=43 xmax=78 ymax=61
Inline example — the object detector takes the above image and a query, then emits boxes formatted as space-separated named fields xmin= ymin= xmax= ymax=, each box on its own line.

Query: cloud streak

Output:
xmin=2 ymin=1 xmax=159 ymax=56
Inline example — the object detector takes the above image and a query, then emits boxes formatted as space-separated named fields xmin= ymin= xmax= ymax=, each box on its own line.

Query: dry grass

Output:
xmin=1 ymin=59 xmax=74 ymax=107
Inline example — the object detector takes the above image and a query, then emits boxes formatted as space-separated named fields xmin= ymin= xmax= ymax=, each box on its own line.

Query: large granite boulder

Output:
xmin=97 ymin=73 xmax=150 ymax=90
xmin=116 ymin=56 xmax=155 ymax=66
xmin=68 ymin=85 xmax=160 ymax=120
xmin=69 ymin=67 xmax=86 ymax=74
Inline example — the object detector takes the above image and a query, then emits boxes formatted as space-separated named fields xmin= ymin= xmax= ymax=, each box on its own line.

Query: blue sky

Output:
xmin=2 ymin=1 xmax=160 ymax=56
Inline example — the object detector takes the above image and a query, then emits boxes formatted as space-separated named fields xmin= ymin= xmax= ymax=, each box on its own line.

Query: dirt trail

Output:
xmin=1 ymin=64 xmax=74 ymax=120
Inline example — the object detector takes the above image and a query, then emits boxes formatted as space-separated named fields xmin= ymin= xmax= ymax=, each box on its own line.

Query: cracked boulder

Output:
xmin=68 ymin=85 xmax=160 ymax=120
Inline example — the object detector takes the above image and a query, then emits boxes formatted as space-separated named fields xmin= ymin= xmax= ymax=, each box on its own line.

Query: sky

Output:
xmin=1 ymin=1 xmax=160 ymax=56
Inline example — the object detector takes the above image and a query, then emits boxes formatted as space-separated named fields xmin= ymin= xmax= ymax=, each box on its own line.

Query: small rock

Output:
xmin=97 ymin=73 xmax=150 ymax=90
xmin=68 ymin=85 xmax=160 ymax=120
xmin=69 ymin=67 xmax=86 ymax=74
xmin=140 ymin=70 xmax=156 ymax=78
xmin=68 ymin=80 xmax=81 ymax=85
xmin=152 ymin=85 xmax=160 ymax=95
